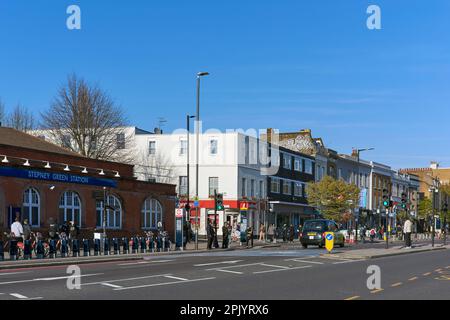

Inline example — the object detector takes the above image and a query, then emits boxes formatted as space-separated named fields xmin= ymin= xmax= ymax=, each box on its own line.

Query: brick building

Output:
xmin=0 ymin=127 xmax=176 ymax=239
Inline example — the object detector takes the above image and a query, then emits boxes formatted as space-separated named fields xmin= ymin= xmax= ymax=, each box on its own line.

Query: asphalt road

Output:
xmin=0 ymin=247 xmax=448 ymax=300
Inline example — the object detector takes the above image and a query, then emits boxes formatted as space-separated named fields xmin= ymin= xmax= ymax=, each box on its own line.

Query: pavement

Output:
xmin=0 ymin=246 xmax=448 ymax=300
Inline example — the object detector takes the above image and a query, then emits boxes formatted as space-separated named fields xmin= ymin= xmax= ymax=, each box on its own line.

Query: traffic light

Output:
xmin=401 ymin=193 xmax=407 ymax=209
xmin=382 ymin=188 xmax=390 ymax=208
xmin=215 ymin=193 xmax=224 ymax=211
xmin=184 ymin=203 xmax=191 ymax=211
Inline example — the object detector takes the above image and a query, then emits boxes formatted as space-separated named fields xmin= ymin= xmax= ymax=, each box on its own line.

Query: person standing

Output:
xmin=404 ymin=218 xmax=413 ymax=249
xmin=289 ymin=224 xmax=295 ymax=243
xmin=259 ymin=223 xmax=265 ymax=241
xmin=267 ymin=224 xmax=274 ymax=243
xmin=246 ymin=226 xmax=254 ymax=248
xmin=22 ymin=219 xmax=32 ymax=241
xmin=222 ymin=222 xmax=229 ymax=249
xmin=11 ymin=217 xmax=24 ymax=241
xmin=206 ymin=220 xmax=214 ymax=250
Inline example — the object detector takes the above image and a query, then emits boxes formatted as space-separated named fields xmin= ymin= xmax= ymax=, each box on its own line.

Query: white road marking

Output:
xmin=253 ymin=266 xmax=312 ymax=274
xmin=194 ymin=260 xmax=243 ymax=267
xmin=206 ymin=262 xmax=262 ymax=271
xmin=10 ymin=293 xmax=28 ymax=299
xmin=82 ymin=274 xmax=172 ymax=286
xmin=101 ymin=283 xmax=123 ymax=289
xmin=214 ymin=269 xmax=244 ymax=275
xmin=118 ymin=260 xmax=174 ymax=266
xmin=28 ymin=297 xmax=44 ymax=300
xmin=164 ymin=275 xmax=188 ymax=281
xmin=0 ymin=273 xmax=103 ymax=286
xmin=35 ymin=273 xmax=103 ymax=281
xmin=286 ymin=259 xmax=324 ymax=265
xmin=0 ymin=272 xmax=31 ymax=276
xmin=259 ymin=263 xmax=291 ymax=269
xmin=113 ymin=277 xmax=216 ymax=291
xmin=332 ymin=260 xmax=365 ymax=265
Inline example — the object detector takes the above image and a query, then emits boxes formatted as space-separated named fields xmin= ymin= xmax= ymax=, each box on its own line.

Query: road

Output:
xmin=0 ymin=246 xmax=449 ymax=300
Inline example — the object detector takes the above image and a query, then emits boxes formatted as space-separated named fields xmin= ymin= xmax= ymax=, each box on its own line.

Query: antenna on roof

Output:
xmin=157 ymin=117 xmax=167 ymax=134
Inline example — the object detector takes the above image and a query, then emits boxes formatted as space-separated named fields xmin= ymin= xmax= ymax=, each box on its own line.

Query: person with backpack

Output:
xmin=22 ymin=219 xmax=32 ymax=241
xmin=48 ymin=218 xmax=59 ymax=241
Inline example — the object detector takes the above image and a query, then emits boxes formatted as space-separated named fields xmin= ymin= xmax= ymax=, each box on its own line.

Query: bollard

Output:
xmin=113 ymin=238 xmax=120 ymax=255
xmin=83 ymin=239 xmax=90 ymax=256
xmin=49 ymin=239 xmax=57 ymax=258
xmin=72 ymin=239 xmax=80 ymax=257
xmin=94 ymin=239 xmax=100 ymax=256
xmin=104 ymin=238 xmax=110 ymax=255
xmin=140 ymin=237 xmax=146 ymax=253
xmin=122 ymin=237 xmax=129 ymax=254
xmin=9 ymin=239 xmax=18 ymax=261
xmin=61 ymin=239 xmax=68 ymax=258
xmin=0 ymin=240 xmax=4 ymax=261
xmin=23 ymin=239 xmax=32 ymax=260
xmin=36 ymin=240 xmax=44 ymax=259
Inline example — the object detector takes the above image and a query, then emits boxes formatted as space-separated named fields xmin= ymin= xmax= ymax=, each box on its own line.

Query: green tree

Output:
xmin=417 ymin=197 xmax=432 ymax=220
xmin=306 ymin=176 xmax=360 ymax=222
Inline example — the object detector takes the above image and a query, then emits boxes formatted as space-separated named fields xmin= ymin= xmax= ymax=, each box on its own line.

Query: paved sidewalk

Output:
xmin=321 ymin=243 xmax=449 ymax=260
xmin=0 ymin=240 xmax=245 ymax=270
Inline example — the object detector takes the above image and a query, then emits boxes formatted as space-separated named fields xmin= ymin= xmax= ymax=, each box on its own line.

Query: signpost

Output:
xmin=325 ymin=232 xmax=334 ymax=253
xmin=175 ymin=209 xmax=184 ymax=250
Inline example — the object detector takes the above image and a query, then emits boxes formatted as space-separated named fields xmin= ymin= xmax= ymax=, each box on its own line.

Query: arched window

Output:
xmin=142 ymin=198 xmax=163 ymax=229
xmin=23 ymin=188 xmax=40 ymax=227
xmin=59 ymin=191 xmax=82 ymax=226
xmin=96 ymin=195 xmax=122 ymax=229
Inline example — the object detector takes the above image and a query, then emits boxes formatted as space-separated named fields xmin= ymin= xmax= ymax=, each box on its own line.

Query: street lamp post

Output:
xmin=355 ymin=148 xmax=374 ymax=244
xmin=195 ymin=72 xmax=209 ymax=250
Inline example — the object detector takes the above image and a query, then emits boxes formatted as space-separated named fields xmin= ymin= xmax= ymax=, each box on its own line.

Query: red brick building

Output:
xmin=0 ymin=127 xmax=176 ymax=239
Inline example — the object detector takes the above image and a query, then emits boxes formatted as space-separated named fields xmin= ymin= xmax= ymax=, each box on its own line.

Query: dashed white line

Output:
xmin=0 ymin=272 xmax=31 ymax=276
xmin=214 ymin=269 xmax=244 ymax=275
xmin=82 ymin=274 xmax=172 ymax=286
xmin=164 ymin=275 xmax=189 ymax=281
xmin=101 ymin=283 xmax=123 ymax=289
xmin=118 ymin=260 xmax=174 ymax=266
xmin=253 ymin=266 xmax=312 ymax=274
xmin=259 ymin=263 xmax=291 ymax=269
xmin=332 ymin=260 xmax=365 ymax=265
xmin=194 ymin=260 xmax=243 ymax=267
xmin=113 ymin=277 xmax=216 ymax=291
xmin=10 ymin=293 xmax=28 ymax=299
xmin=286 ymin=259 xmax=324 ymax=265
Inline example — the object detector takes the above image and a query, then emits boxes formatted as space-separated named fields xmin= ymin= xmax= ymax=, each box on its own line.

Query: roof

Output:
xmin=0 ymin=127 xmax=82 ymax=157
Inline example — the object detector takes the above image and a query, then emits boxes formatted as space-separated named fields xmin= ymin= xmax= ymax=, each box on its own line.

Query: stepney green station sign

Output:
xmin=0 ymin=166 xmax=117 ymax=188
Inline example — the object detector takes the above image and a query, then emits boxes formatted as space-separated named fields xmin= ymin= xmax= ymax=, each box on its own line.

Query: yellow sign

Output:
xmin=325 ymin=232 xmax=334 ymax=253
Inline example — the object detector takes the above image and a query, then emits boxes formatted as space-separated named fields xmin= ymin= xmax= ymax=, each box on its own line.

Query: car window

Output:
xmin=303 ymin=221 xmax=326 ymax=231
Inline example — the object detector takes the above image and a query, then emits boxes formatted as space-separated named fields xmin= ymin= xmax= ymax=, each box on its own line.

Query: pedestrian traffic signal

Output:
xmin=382 ymin=188 xmax=390 ymax=208
xmin=401 ymin=193 xmax=407 ymax=209
xmin=215 ymin=193 xmax=224 ymax=211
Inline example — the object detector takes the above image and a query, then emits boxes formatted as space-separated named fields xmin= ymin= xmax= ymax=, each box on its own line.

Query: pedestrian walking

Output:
xmin=404 ymin=218 xmax=413 ymax=249
xmin=259 ymin=223 xmax=265 ymax=241
xmin=246 ymin=226 xmax=254 ymax=248
xmin=282 ymin=224 xmax=287 ymax=242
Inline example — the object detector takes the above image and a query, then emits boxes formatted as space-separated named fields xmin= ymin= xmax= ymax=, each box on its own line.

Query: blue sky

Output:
xmin=1 ymin=0 xmax=450 ymax=169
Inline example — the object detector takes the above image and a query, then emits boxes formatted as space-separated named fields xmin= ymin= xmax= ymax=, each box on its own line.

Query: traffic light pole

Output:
xmin=213 ymin=189 xmax=219 ymax=248
xmin=385 ymin=208 xmax=389 ymax=249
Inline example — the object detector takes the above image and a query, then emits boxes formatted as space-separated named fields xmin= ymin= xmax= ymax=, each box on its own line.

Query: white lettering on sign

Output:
xmin=66 ymin=5 xmax=81 ymax=30
xmin=52 ymin=174 xmax=69 ymax=182
xmin=366 ymin=5 xmax=382 ymax=30
xmin=70 ymin=176 xmax=89 ymax=184
xmin=28 ymin=171 xmax=51 ymax=180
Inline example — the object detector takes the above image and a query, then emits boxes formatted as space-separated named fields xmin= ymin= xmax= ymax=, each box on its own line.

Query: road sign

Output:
xmin=194 ymin=200 xmax=199 ymax=207
xmin=175 ymin=209 xmax=183 ymax=218
xmin=325 ymin=232 xmax=334 ymax=253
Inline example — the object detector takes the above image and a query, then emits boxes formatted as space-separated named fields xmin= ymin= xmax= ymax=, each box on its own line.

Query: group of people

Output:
xmin=8 ymin=216 xmax=80 ymax=245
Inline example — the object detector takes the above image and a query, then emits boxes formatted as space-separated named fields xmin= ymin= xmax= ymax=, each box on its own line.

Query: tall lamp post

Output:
xmin=355 ymin=148 xmax=374 ymax=243
xmin=430 ymin=181 xmax=439 ymax=248
xmin=195 ymin=72 xmax=209 ymax=250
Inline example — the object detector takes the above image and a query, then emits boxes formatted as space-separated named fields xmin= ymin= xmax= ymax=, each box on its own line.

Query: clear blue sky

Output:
xmin=1 ymin=0 xmax=449 ymax=169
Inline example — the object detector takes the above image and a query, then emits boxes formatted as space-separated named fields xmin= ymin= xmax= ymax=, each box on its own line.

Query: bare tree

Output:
xmin=41 ymin=74 xmax=130 ymax=161
xmin=7 ymin=104 xmax=36 ymax=132
xmin=134 ymin=152 xmax=175 ymax=184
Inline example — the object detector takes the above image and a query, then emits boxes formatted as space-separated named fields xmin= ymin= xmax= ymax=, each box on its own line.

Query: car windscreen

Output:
xmin=303 ymin=221 xmax=326 ymax=231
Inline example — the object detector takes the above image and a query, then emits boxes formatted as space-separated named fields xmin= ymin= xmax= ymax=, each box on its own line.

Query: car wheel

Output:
xmin=318 ymin=244 xmax=324 ymax=248
xmin=340 ymin=242 xmax=345 ymax=248
xmin=302 ymin=244 xmax=308 ymax=249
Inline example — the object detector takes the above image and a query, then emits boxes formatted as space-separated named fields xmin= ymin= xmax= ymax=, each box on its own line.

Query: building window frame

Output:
xmin=141 ymin=198 xmax=163 ymax=230
xmin=209 ymin=177 xmax=219 ymax=198
xmin=96 ymin=194 xmax=122 ymax=229
xmin=59 ymin=191 xmax=82 ymax=227
xmin=22 ymin=188 xmax=40 ymax=227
